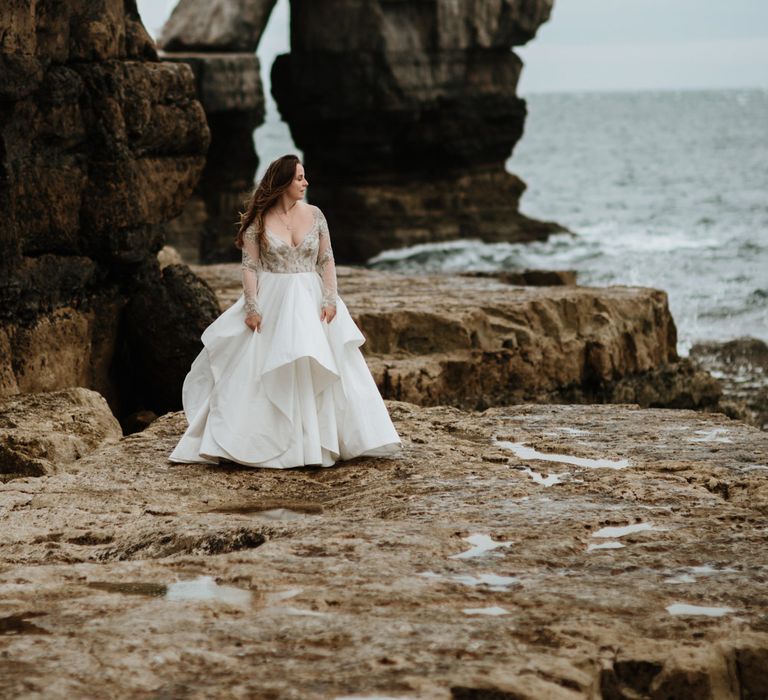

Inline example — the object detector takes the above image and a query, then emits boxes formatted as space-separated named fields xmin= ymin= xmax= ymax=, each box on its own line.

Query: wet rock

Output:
xmin=690 ymin=337 xmax=768 ymax=430
xmin=0 ymin=388 xmax=122 ymax=481
xmin=123 ymin=261 xmax=220 ymax=415
xmin=159 ymin=0 xmax=278 ymax=53
xmin=0 ymin=402 xmax=766 ymax=696
xmin=193 ymin=264 xmax=720 ymax=412
xmin=272 ymin=0 xmax=566 ymax=262
xmin=0 ymin=0 xmax=210 ymax=416
xmin=160 ymin=51 xmax=264 ymax=263
xmin=462 ymin=269 xmax=579 ymax=286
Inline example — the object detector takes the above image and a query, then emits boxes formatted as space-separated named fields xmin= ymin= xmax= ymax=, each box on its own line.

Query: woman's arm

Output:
xmin=242 ymin=223 xmax=263 ymax=331
xmin=315 ymin=208 xmax=337 ymax=318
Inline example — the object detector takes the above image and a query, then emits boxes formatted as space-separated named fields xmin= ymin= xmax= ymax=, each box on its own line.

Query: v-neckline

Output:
xmin=266 ymin=208 xmax=317 ymax=249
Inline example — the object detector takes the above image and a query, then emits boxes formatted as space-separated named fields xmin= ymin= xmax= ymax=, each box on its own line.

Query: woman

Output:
xmin=169 ymin=154 xmax=402 ymax=468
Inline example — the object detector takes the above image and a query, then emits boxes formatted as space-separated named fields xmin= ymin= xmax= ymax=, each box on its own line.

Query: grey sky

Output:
xmin=137 ymin=0 xmax=768 ymax=93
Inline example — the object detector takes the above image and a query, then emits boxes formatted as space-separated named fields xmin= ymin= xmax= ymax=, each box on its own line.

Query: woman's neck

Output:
xmin=277 ymin=195 xmax=298 ymax=215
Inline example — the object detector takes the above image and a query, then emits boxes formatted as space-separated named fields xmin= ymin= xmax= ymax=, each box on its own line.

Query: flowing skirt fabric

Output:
xmin=169 ymin=271 xmax=401 ymax=468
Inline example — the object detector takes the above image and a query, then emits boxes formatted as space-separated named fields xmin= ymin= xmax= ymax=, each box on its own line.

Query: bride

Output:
xmin=169 ymin=154 xmax=402 ymax=468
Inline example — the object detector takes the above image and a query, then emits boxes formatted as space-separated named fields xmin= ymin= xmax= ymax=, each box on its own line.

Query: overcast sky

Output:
xmin=138 ymin=0 xmax=768 ymax=93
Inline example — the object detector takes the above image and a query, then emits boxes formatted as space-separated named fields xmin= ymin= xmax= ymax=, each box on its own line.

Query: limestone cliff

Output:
xmin=157 ymin=0 xmax=277 ymax=263
xmin=0 ymin=0 xmax=218 ymax=417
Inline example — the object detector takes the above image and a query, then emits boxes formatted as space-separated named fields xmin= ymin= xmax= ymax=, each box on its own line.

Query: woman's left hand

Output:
xmin=321 ymin=305 xmax=336 ymax=323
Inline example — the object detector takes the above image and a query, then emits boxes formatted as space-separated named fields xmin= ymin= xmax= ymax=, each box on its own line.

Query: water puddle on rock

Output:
xmin=592 ymin=523 xmax=663 ymax=538
xmin=87 ymin=576 xmax=252 ymax=605
xmin=688 ymin=428 xmax=733 ymax=444
xmin=209 ymin=499 xmax=323 ymax=520
xmin=277 ymin=607 xmax=331 ymax=617
xmin=450 ymin=534 xmax=513 ymax=559
xmin=462 ymin=606 xmax=510 ymax=616
xmin=494 ymin=438 xmax=630 ymax=470
xmin=521 ymin=467 xmax=566 ymax=487
xmin=419 ymin=571 xmax=519 ymax=591
xmin=666 ymin=602 xmax=735 ymax=617
xmin=0 ymin=612 xmax=49 ymax=635
xmin=664 ymin=565 xmax=738 ymax=584
xmin=587 ymin=541 xmax=626 ymax=552
xmin=165 ymin=576 xmax=252 ymax=605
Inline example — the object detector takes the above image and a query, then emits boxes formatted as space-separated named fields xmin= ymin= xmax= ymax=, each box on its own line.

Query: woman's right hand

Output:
xmin=245 ymin=313 xmax=262 ymax=332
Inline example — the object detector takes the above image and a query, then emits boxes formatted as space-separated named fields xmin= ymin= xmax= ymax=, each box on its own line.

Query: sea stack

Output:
xmin=272 ymin=0 xmax=566 ymax=262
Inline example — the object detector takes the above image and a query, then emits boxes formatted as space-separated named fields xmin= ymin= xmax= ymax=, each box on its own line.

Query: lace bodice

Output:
xmin=241 ymin=205 xmax=337 ymax=316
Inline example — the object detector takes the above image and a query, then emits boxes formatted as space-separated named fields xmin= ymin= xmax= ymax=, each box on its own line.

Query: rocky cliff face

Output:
xmin=0 ymin=0 xmax=218 ymax=418
xmin=1 ymin=389 xmax=766 ymax=697
xmin=272 ymin=0 xmax=566 ymax=262
xmin=158 ymin=0 xmax=277 ymax=263
xmin=196 ymin=263 xmax=722 ymax=412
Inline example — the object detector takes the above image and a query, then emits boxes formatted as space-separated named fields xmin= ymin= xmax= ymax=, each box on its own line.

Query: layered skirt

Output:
xmin=169 ymin=271 xmax=401 ymax=468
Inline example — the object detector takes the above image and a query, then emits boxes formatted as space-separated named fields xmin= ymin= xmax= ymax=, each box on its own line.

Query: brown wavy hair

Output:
xmin=235 ymin=154 xmax=301 ymax=250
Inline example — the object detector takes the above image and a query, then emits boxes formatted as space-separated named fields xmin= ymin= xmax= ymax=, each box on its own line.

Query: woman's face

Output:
xmin=286 ymin=162 xmax=308 ymax=201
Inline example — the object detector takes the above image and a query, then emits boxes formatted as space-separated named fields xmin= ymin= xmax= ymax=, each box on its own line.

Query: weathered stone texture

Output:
xmin=0 ymin=0 xmax=217 ymax=416
xmin=0 ymin=398 xmax=765 ymax=697
xmin=160 ymin=52 xmax=264 ymax=263
xmin=159 ymin=0 xmax=278 ymax=53
xmin=0 ymin=388 xmax=122 ymax=480
xmin=691 ymin=336 xmax=768 ymax=430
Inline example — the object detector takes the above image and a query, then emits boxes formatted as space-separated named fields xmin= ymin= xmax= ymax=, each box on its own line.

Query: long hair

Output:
xmin=235 ymin=154 xmax=301 ymax=250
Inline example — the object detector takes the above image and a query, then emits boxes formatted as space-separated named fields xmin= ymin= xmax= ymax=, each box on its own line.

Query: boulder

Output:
xmin=0 ymin=388 xmax=121 ymax=480
xmin=159 ymin=0 xmax=278 ymax=53
xmin=123 ymin=261 xmax=221 ymax=415
xmin=690 ymin=336 xmax=768 ymax=430
xmin=160 ymin=52 xmax=264 ymax=263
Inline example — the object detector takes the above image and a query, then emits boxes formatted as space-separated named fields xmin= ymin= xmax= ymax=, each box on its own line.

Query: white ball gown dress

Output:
xmin=169 ymin=205 xmax=402 ymax=468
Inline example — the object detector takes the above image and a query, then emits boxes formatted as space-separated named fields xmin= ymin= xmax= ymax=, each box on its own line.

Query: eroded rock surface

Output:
xmin=0 ymin=0 xmax=216 ymax=415
xmin=194 ymin=263 xmax=721 ymax=411
xmin=0 ymin=388 xmax=122 ymax=481
xmin=272 ymin=0 xmax=566 ymax=262
xmin=1 ymin=401 xmax=766 ymax=698
xmin=159 ymin=0 xmax=278 ymax=53
xmin=160 ymin=51 xmax=264 ymax=263
xmin=691 ymin=337 xmax=768 ymax=430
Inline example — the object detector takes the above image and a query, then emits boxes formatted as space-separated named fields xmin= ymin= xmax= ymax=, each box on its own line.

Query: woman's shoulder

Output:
xmin=307 ymin=203 xmax=328 ymax=228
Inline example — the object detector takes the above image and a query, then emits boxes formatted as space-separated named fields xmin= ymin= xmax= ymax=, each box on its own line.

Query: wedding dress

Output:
xmin=169 ymin=205 xmax=402 ymax=468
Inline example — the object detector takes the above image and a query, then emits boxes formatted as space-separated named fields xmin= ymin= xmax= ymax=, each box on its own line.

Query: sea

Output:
xmin=364 ymin=89 xmax=768 ymax=354
xmin=257 ymin=89 xmax=767 ymax=353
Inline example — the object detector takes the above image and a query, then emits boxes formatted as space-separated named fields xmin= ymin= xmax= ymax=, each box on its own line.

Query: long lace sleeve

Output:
xmin=241 ymin=223 xmax=262 ymax=316
xmin=315 ymin=208 xmax=337 ymax=309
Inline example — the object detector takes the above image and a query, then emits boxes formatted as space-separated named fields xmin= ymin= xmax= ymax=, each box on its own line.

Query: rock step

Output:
xmin=193 ymin=263 xmax=721 ymax=411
